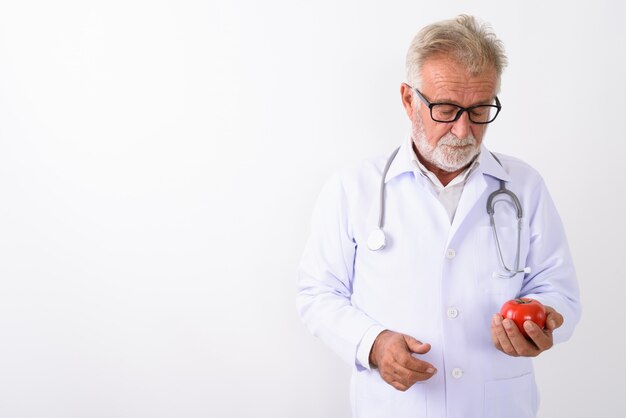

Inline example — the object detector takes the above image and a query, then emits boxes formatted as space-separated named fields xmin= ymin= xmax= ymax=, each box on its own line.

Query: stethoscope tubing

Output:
xmin=377 ymin=146 xmax=401 ymax=230
xmin=369 ymin=146 xmax=531 ymax=277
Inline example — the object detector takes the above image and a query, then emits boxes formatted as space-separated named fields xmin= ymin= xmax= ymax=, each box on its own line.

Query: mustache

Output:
xmin=437 ymin=134 xmax=477 ymax=147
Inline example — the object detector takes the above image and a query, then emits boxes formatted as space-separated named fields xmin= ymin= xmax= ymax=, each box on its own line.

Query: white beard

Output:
xmin=412 ymin=119 xmax=481 ymax=172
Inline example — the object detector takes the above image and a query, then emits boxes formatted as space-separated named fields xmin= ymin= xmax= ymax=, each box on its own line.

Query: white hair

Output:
xmin=406 ymin=15 xmax=508 ymax=92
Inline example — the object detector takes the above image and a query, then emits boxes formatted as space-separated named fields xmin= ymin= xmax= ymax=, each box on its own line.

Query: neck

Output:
xmin=412 ymin=143 xmax=469 ymax=187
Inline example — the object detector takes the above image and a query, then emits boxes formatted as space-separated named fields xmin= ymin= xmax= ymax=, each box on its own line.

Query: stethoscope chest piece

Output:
xmin=367 ymin=228 xmax=386 ymax=251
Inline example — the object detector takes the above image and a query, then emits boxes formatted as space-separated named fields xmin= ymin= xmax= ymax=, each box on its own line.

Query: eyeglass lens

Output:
xmin=431 ymin=104 xmax=498 ymax=123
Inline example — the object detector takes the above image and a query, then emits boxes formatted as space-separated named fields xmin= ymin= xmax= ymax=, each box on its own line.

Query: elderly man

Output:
xmin=297 ymin=15 xmax=581 ymax=418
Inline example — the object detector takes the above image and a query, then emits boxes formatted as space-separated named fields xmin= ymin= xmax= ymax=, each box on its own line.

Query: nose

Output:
xmin=450 ymin=111 xmax=471 ymax=139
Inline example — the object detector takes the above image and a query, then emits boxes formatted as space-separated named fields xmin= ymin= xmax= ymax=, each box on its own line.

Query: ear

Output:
xmin=400 ymin=83 xmax=416 ymax=119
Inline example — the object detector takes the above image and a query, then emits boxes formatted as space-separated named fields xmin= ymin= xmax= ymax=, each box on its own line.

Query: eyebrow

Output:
xmin=431 ymin=96 xmax=496 ymax=106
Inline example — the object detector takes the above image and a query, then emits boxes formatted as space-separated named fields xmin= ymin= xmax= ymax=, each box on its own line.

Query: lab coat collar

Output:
xmin=477 ymin=144 xmax=512 ymax=182
xmin=383 ymin=138 xmax=417 ymax=184
xmin=384 ymin=139 xmax=511 ymax=183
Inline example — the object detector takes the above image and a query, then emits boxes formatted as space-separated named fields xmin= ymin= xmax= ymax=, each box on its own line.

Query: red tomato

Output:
xmin=500 ymin=298 xmax=546 ymax=338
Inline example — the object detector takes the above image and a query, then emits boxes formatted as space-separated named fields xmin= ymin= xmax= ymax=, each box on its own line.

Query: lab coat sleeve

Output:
xmin=519 ymin=178 xmax=582 ymax=344
xmin=297 ymin=173 xmax=382 ymax=369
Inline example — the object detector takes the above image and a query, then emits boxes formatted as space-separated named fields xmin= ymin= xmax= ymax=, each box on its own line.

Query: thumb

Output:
xmin=544 ymin=306 xmax=564 ymax=330
xmin=404 ymin=335 xmax=431 ymax=354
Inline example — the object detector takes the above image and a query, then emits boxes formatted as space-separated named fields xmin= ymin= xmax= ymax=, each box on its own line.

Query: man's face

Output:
xmin=402 ymin=56 xmax=499 ymax=172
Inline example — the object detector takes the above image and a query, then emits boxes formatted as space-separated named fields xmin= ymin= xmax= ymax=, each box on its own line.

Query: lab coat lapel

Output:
xmin=446 ymin=147 xmax=510 ymax=245
xmin=447 ymin=170 xmax=487 ymax=244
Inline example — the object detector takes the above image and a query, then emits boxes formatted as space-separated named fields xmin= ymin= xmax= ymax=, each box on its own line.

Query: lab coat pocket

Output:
xmin=484 ymin=372 xmax=538 ymax=418
xmin=353 ymin=370 xmax=427 ymax=418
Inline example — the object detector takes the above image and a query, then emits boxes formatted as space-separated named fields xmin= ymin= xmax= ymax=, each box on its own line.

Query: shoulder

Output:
xmin=489 ymin=151 xmax=545 ymax=187
xmin=329 ymin=152 xmax=389 ymax=191
xmin=487 ymin=151 xmax=557 ymax=217
xmin=315 ymin=151 xmax=392 ymax=212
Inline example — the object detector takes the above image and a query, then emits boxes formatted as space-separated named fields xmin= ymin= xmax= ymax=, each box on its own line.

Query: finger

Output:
xmin=380 ymin=362 xmax=412 ymax=388
xmin=408 ymin=370 xmax=436 ymax=384
xmin=523 ymin=321 xmax=553 ymax=351
xmin=404 ymin=335 xmax=431 ymax=355
xmin=544 ymin=307 xmax=564 ymax=330
xmin=389 ymin=379 xmax=409 ymax=392
xmin=380 ymin=361 xmax=419 ymax=388
xmin=408 ymin=362 xmax=437 ymax=379
xmin=396 ymin=337 xmax=436 ymax=374
xmin=396 ymin=350 xmax=437 ymax=375
xmin=406 ymin=339 xmax=431 ymax=355
xmin=491 ymin=314 xmax=503 ymax=351
xmin=502 ymin=318 xmax=539 ymax=357
xmin=492 ymin=314 xmax=518 ymax=356
xmin=377 ymin=338 xmax=435 ymax=384
xmin=393 ymin=362 xmax=435 ymax=385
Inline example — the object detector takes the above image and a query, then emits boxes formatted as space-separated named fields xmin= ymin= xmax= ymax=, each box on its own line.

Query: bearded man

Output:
xmin=297 ymin=15 xmax=581 ymax=418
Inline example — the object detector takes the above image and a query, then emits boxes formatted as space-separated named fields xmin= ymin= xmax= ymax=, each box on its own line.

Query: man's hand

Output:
xmin=369 ymin=330 xmax=437 ymax=391
xmin=491 ymin=305 xmax=564 ymax=357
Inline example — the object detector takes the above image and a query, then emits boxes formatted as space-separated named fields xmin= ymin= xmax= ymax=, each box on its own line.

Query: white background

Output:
xmin=0 ymin=1 xmax=624 ymax=417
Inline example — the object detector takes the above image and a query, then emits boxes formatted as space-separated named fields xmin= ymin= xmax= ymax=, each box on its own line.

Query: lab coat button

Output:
xmin=446 ymin=249 xmax=456 ymax=259
xmin=452 ymin=368 xmax=464 ymax=379
xmin=447 ymin=308 xmax=459 ymax=319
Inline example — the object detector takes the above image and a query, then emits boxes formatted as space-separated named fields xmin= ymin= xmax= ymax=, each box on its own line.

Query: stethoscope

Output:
xmin=367 ymin=147 xmax=531 ymax=278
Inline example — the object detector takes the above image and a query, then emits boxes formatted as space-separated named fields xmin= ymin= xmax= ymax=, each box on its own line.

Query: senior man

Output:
xmin=297 ymin=15 xmax=581 ymax=418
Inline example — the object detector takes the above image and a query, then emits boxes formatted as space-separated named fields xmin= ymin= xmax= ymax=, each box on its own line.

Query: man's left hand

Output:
xmin=491 ymin=305 xmax=563 ymax=357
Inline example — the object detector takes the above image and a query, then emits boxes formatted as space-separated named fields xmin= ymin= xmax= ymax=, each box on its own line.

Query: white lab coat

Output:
xmin=297 ymin=139 xmax=581 ymax=418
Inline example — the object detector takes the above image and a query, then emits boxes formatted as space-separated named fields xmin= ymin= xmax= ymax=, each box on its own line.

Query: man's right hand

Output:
xmin=369 ymin=330 xmax=437 ymax=391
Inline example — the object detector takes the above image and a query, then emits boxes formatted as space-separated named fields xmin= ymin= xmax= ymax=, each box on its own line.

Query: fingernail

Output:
xmin=549 ymin=319 xmax=556 ymax=329
xmin=426 ymin=368 xmax=435 ymax=374
xmin=493 ymin=314 xmax=502 ymax=325
xmin=524 ymin=321 xmax=533 ymax=331
xmin=503 ymin=319 xmax=512 ymax=330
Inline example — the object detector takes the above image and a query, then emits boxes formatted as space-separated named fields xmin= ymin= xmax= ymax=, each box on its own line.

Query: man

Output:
xmin=297 ymin=15 xmax=581 ymax=418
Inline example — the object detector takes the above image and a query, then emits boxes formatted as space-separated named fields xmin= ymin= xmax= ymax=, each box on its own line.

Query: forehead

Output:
xmin=421 ymin=56 xmax=498 ymax=102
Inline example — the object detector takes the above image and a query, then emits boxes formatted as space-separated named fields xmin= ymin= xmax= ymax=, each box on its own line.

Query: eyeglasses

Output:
xmin=411 ymin=86 xmax=502 ymax=124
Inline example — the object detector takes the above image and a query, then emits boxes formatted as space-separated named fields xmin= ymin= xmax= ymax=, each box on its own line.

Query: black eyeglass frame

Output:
xmin=411 ymin=86 xmax=502 ymax=124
